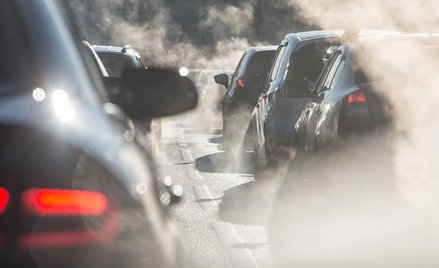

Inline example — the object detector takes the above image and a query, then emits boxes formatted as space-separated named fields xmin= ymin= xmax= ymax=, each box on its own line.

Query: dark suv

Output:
xmin=0 ymin=1 xmax=197 ymax=267
xmin=214 ymin=46 xmax=277 ymax=152
xmin=251 ymin=30 xmax=342 ymax=159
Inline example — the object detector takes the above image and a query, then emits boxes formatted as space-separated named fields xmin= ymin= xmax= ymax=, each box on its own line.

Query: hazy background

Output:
xmin=68 ymin=0 xmax=311 ymax=68
xmin=68 ymin=1 xmax=439 ymax=267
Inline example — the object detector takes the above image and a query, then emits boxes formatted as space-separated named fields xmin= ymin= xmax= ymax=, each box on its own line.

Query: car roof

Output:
xmin=92 ymin=45 xmax=137 ymax=56
xmin=285 ymin=30 xmax=345 ymax=42
xmin=247 ymin=45 xmax=278 ymax=53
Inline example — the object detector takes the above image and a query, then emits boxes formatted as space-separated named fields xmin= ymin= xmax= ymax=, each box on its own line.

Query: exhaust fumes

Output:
xmin=267 ymin=0 xmax=439 ymax=267
xmin=69 ymin=0 xmax=439 ymax=266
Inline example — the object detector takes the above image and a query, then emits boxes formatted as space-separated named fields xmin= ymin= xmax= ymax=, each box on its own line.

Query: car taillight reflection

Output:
xmin=0 ymin=188 xmax=9 ymax=214
xmin=23 ymin=189 xmax=107 ymax=216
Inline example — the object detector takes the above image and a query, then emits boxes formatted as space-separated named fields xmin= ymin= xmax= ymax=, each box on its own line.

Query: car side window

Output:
xmin=314 ymin=50 xmax=340 ymax=94
xmin=329 ymin=60 xmax=345 ymax=90
xmin=316 ymin=51 xmax=342 ymax=94
xmin=269 ymin=43 xmax=287 ymax=83
xmin=322 ymin=53 xmax=343 ymax=90
xmin=230 ymin=52 xmax=246 ymax=83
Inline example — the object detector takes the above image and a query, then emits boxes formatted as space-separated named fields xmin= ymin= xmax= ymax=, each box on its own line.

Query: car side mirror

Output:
xmin=244 ymin=75 xmax=262 ymax=93
xmin=214 ymin=73 xmax=229 ymax=88
xmin=283 ymin=77 xmax=310 ymax=97
xmin=104 ymin=68 xmax=198 ymax=119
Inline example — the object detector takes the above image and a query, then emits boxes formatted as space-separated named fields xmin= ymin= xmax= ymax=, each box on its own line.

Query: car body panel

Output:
xmin=0 ymin=1 xmax=183 ymax=267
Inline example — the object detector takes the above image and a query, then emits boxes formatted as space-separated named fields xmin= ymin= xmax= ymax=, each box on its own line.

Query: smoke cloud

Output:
xmin=266 ymin=1 xmax=439 ymax=267
xmin=69 ymin=1 xmax=439 ymax=266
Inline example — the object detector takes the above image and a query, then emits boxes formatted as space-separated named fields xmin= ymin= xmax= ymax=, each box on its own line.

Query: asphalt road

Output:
xmin=157 ymin=112 xmax=278 ymax=268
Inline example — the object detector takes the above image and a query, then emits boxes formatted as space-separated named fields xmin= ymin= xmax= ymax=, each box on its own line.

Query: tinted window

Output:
xmin=322 ymin=53 xmax=343 ymax=91
xmin=287 ymin=42 xmax=331 ymax=83
xmin=245 ymin=51 xmax=276 ymax=82
xmin=269 ymin=44 xmax=287 ymax=82
xmin=314 ymin=50 xmax=341 ymax=93
xmin=230 ymin=52 xmax=246 ymax=83
xmin=97 ymin=53 xmax=136 ymax=78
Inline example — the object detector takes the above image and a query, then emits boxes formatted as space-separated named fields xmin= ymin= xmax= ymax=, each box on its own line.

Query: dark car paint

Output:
xmin=220 ymin=46 xmax=277 ymax=151
xmin=93 ymin=46 xmax=146 ymax=78
xmin=251 ymin=30 xmax=343 ymax=159
xmin=0 ymin=1 xmax=186 ymax=267
xmin=295 ymin=43 xmax=387 ymax=152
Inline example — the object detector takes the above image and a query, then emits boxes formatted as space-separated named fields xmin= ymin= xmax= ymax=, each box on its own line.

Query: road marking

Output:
xmin=177 ymin=128 xmax=187 ymax=147
xmin=180 ymin=148 xmax=194 ymax=162
xmin=185 ymin=163 xmax=203 ymax=180
xmin=193 ymin=185 xmax=220 ymax=211
xmin=211 ymin=222 xmax=260 ymax=268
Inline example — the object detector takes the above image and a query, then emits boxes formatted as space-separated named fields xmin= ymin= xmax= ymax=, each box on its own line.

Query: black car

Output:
xmin=214 ymin=46 xmax=277 ymax=152
xmin=251 ymin=30 xmax=342 ymax=160
xmin=92 ymin=45 xmax=158 ymax=134
xmin=0 ymin=1 xmax=197 ymax=267
xmin=92 ymin=45 xmax=146 ymax=78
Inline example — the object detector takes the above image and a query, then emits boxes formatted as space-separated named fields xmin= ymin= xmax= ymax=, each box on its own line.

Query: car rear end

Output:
xmin=0 ymin=125 xmax=125 ymax=268
xmin=0 ymin=1 xmax=181 ymax=267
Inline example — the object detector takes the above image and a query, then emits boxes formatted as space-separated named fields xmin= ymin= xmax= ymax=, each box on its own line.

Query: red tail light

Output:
xmin=347 ymin=91 xmax=366 ymax=104
xmin=23 ymin=189 xmax=108 ymax=216
xmin=237 ymin=78 xmax=244 ymax=88
xmin=0 ymin=188 xmax=9 ymax=214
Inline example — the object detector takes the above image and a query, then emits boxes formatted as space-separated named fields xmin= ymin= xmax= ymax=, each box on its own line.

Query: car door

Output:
xmin=313 ymin=48 xmax=347 ymax=149
xmin=252 ymin=41 xmax=288 ymax=156
xmin=301 ymin=48 xmax=345 ymax=151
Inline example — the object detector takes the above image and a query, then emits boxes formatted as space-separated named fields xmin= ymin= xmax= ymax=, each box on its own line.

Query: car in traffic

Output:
xmin=92 ymin=45 xmax=147 ymax=78
xmin=214 ymin=46 xmax=277 ymax=152
xmin=91 ymin=44 xmax=158 ymax=134
xmin=0 ymin=1 xmax=197 ymax=267
xmin=251 ymin=30 xmax=343 ymax=160
xmin=269 ymin=32 xmax=439 ymax=268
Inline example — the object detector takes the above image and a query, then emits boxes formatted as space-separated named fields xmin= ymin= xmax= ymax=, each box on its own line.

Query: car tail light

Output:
xmin=23 ymin=189 xmax=108 ymax=217
xmin=347 ymin=91 xmax=366 ymax=104
xmin=0 ymin=188 xmax=9 ymax=214
xmin=237 ymin=78 xmax=244 ymax=88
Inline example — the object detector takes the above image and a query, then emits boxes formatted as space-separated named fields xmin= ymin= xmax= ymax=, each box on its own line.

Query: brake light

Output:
xmin=23 ymin=189 xmax=107 ymax=216
xmin=0 ymin=188 xmax=9 ymax=214
xmin=347 ymin=91 xmax=366 ymax=104
xmin=237 ymin=78 xmax=244 ymax=88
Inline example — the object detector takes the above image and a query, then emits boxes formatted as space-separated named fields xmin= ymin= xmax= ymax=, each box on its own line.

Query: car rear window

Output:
xmin=97 ymin=53 xmax=135 ymax=78
xmin=245 ymin=51 xmax=276 ymax=82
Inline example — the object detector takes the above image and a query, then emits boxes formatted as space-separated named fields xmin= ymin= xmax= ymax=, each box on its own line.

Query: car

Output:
xmin=269 ymin=32 xmax=439 ymax=268
xmin=251 ymin=30 xmax=343 ymax=160
xmin=293 ymin=32 xmax=432 ymax=153
xmin=92 ymin=45 xmax=146 ymax=78
xmin=0 ymin=1 xmax=197 ymax=267
xmin=92 ymin=45 xmax=157 ymax=133
xmin=214 ymin=46 xmax=277 ymax=153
